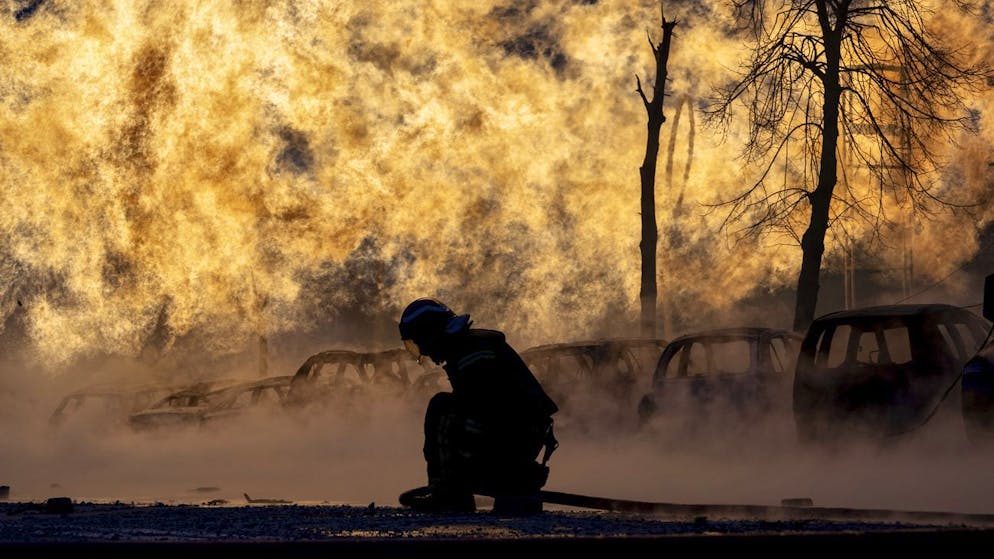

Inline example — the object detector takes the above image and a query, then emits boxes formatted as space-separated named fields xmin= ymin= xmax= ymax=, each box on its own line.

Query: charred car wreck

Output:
xmin=793 ymin=303 xmax=989 ymax=443
xmin=520 ymin=337 xmax=668 ymax=432
xmin=127 ymin=376 xmax=293 ymax=431
xmin=636 ymin=327 xmax=802 ymax=437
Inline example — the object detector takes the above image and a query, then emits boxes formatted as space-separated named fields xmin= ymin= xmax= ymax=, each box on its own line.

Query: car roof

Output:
xmin=210 ymin=375 xmax=293 ymax=393
xmin=523 ymin=337 xmax=667 ymax=354
xmin=813 ymin=303 xmax=975 ymax=322
xmin=666 ymin=327 xmax=802 ymax=344
xmin=300 ymin=349 xmax=365 ymax=361
xmin=150 ymin=377 xmax=249 ymax=401
xmin=203 ymin=376 xmax=294 ymax=405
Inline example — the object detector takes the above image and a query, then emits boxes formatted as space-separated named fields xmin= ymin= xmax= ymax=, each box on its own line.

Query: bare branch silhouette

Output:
xmin=705 ymin=0 xmax=991 ymax=331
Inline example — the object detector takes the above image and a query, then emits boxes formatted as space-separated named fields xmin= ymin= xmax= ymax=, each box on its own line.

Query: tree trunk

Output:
xmin=793 ymin=28 xmax=843 ymax=333
xmin=639 ymin=15 xmax=677 ymax=338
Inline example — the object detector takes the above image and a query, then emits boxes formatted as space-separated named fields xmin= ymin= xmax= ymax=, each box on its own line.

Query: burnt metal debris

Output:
xmin=49 ymin=338 xmax=670 ymax=434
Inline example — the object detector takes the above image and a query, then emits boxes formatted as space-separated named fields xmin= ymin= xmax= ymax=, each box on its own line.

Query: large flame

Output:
xmin=0 ymin=0 xmax=991 ymax=370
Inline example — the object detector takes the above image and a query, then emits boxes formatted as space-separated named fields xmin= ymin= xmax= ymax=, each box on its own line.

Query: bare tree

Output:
xmin=707 ymin=0 xmax=991 ymax=331
xmin=637 ymin=5 xmax=678 ymax=338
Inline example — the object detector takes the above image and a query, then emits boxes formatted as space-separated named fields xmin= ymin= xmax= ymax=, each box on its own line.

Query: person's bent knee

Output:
xmin=424 ymin=392 xmax=459 ymax=439
xmin=427 ymin=391 xmax=457 ymax=412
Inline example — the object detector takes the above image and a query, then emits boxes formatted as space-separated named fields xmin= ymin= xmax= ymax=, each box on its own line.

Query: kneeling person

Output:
xmin=397 ymin=298 xmax=559 ymax=513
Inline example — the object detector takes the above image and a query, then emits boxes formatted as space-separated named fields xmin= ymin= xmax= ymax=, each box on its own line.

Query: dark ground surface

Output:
xmin=3 ymin=499 xmax=994 ymax=555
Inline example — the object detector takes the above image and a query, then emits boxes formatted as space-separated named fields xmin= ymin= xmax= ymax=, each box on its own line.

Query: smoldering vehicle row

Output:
xmin=49 ymin=348 xmax=443 ymax=432
xmin=635 ymin=303 xmax=990 ymax=447
xmin=50 ymin=376 xmax=296 ymax=432
xmin=47 ymin=276 xmax=994 ymax=448
xmin=537 ymin=293 xmax=992 ymax=448
xmin=633 ymin=279 xmax=994 ymax=448
xmin=46 ymin=339 xmax=670 ymax=435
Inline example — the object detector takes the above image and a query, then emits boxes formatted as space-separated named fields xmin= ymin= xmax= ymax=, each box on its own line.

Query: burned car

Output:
xmin=284 ymin=350 xmax=369 ymax=409
xmin=128 ymin=376 xmax=292 ymax=431
xmin=962 ymin=274 xmax=994 ymax=444
xmin=285 ymin=348 xmax=429 ymax=408
xmin=636 ymin=327 xmax=802 ymax=433
xmin=793 ymin=304 xmax=989 ymax=443
xmin=521 ymin=337 xmax=669 ymax=432
xmin=523 ymin=338 xmax=668 ymax=399
xmin=196 ymin=375 xmax=293 ymax=424
xmin=49 ymin=382 xmax=182 ymax=428
xmin=364 ymin=347 xmax=428 ymax=397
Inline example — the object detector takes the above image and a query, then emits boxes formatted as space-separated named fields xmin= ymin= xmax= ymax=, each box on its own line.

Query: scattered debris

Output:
xmin=204 ymin=499 xmax=229 ymax=506
xmin=6 ymin=497 xmax=74 ymax=516
xmin=45 ymin=497 xmax=73 ymax=515
xmin=243 ymin=493 xmax=292 ymax=504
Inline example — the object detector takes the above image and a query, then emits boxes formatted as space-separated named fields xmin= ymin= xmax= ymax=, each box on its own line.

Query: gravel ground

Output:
xmin=0 ymin=500 xmax=931 ymax=542
xmin=3 ymin=498 xmax=994 ymax=555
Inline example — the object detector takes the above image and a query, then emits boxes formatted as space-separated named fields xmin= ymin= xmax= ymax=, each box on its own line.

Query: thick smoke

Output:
xmin=1 ymin=1 xmax=990 ymax=369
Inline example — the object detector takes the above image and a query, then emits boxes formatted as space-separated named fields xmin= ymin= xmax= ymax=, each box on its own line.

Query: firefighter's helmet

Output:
xmin=399 ymin=298 xmax=470 ymax=362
